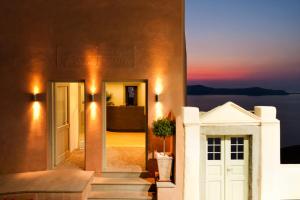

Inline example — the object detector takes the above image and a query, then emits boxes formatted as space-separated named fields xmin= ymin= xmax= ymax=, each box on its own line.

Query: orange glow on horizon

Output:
xmin=188 ymin=66 xmax=253 ymax=81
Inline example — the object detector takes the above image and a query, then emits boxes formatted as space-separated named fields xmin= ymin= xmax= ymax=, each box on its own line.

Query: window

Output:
xmin=207 ymin=138 xmax=221 ymax=160
xmin=231 ymin=137 xmax=244 ymax=160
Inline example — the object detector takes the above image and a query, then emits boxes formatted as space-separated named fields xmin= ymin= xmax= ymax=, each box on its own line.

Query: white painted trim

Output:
xmin=200 ymin=102 xmax=261 ymax=123
xmin=182 ymin=107 xmax=201 ymax=200
xmin=200 ymin=122 xmax=261 ymax=126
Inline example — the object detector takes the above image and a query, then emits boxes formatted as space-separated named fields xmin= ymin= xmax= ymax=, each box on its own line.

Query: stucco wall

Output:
xmin=0 ymin=0 xmax=185 ymax=174
xmin=280 ymin=165 xmax=300 ymax=199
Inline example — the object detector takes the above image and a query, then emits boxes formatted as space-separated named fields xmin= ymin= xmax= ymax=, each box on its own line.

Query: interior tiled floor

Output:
xmin=56 ymin=149 xmax=85 ymax=170
xmin=106 ymin=131 xmax=146 ymax=172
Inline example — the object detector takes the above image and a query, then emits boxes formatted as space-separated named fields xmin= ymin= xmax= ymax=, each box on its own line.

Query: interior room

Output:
xmin=53 ymin=82 xmax=85 ymax=170
xmin=105 ymin=82 xmax=146 ymax=172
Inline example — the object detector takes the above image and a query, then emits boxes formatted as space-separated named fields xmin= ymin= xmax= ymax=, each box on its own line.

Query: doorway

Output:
xmin=103 ymin=81 xmax=147 ymax=172
xmin=50 ymin=82 xmax=85 ymax=170
xmin=206 ymin=136 xmax=249 ymax=200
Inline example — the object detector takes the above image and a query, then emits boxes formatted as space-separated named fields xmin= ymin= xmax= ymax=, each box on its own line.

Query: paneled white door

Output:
xmin=206 ymin=136 xmax=249 ymax=200
xmin=54 ymin=83 xmax=70 ymax=166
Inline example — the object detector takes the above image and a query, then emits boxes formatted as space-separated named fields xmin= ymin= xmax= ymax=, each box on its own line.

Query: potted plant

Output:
xmin=152 ymin=117 xmax=175 ymax=181
xmin=106 ymin=92 xmax=114 ymax=106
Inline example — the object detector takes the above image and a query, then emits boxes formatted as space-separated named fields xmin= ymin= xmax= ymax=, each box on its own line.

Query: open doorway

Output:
xmin=104 ymin=81 xmax=147 ymax=172
xmin=50 ymin=82 xmax=85 ymax=170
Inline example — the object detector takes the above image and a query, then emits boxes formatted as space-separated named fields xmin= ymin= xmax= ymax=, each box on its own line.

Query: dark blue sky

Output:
xmin=186 ymin=0 xmax=300 ymax=92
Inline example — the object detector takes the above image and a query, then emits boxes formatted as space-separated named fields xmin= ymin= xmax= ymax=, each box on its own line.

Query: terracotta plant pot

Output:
xmin=156 ymin=154 xmax=173 ymax=181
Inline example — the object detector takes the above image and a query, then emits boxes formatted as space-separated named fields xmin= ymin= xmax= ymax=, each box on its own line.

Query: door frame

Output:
xmin=200 ymin=130 xmax=257 ymax=200
xmin=205 ymin=135 xmax=250 ymax=200
xmin=47 ymin=80 xmax=86 ymax=169
xmin=102 ymin=80 xmax=148 ymax=172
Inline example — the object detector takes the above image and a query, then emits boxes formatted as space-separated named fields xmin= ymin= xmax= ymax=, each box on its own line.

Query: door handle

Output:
xmin=227 ymin=168 xmax=233 ymax=172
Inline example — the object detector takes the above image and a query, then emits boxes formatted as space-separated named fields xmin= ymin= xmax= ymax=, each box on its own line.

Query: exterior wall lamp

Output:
xmin=31 ymin=93 xmax=42 ymax=101
xmin=32 ymin=94 xmax=38 ymax=101
xmin=155 ymin=94 xmax=160 ymax=102
xmin=89 ymin=94 xmax=96 ymax=102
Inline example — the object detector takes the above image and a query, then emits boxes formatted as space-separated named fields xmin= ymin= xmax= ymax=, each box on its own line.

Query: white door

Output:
xmin=54 ymin=83 xmax=70 ymax=166
xmin=206 ymin=137 xmax=225 ymax=200
xmin=206 ymin=136 xmax=249 ymax=200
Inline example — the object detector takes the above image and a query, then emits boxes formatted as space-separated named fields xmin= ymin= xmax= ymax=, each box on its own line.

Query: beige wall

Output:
xmin=106 ymin=82 xmax=146 ymax=107
xmin=106 ymin=83 xmax=125 ymax=106
xmin=137 ymin=83 xmax=146 ymax=107
xmin=0 ymin=0 xmax=185 ymax=177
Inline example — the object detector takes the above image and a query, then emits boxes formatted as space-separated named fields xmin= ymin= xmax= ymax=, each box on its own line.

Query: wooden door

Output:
xmin=206 ymin=136 xmax=249 ymax=200
xmin=55 ymin=83 xmax=70 ymax=166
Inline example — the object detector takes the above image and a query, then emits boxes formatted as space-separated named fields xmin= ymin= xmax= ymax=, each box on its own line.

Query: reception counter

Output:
xmin=106 ymin=106 xmax=146 ymax=132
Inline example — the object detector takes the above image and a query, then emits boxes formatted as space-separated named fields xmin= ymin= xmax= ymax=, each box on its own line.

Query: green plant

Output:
xmin=106 ymin=92 xmax=114 ymax=106
xmin=152 ymin=118 xmax=175 ymax=155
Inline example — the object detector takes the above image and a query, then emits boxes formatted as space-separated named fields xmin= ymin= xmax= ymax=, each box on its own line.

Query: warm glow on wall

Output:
xmin=155 ymin=77 xmax=164 ymax=119
xmin=85 ymin=47 xmax=100 ymax=96
xmin=155 ymin=102 xmax=163 ymax=119
xmin=155 ymin=78 xmax=163 ymax=95
xmin=32 ymin=102 xmax=40 ymax=120
xmin=90 ymin=85 xmax=96 ymax=95
xmin=33 ymin=86 xmax=39 ymax=95
xmin=32 ymin=86 xmax=41 ymax=120
xmin=90 ymin=102 xmax=97 ymax=120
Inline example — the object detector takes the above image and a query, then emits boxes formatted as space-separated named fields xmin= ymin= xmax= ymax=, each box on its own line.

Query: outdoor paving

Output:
xmin=0 ymin=169 xmax=94 ymax=195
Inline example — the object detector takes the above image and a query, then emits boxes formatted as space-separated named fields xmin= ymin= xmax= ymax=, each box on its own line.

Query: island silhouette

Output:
xmin=187 ymin=85 xmax=289 ymax=96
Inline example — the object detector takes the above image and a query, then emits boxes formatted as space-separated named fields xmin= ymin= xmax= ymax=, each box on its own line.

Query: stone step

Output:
xmin=88 ymin=191 xmax=154 ymax=200
xmin=91 ymin=177 xmax=155 ymax=192
xmin=100 ymin=171 xmax=149 ymax=178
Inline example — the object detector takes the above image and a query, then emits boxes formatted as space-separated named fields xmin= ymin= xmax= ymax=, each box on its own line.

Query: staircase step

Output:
xmin=101 ymin=171 xmax=149 ymax=178
xmin=91 ymin=177 xmax=155 ymax=192
xmin=88 ymin=191 xmax=154 ymax=200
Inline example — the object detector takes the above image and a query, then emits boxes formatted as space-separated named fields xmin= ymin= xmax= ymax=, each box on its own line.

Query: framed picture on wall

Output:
xmin=125 ymin=86 xmax=137 ymax=106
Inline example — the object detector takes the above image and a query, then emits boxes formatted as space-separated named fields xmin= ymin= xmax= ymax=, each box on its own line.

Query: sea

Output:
xmin=187 ymin=94 xmax=300 ymax=148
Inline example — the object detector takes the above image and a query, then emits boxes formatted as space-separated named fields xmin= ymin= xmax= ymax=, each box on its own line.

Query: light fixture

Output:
xmin=155 ymin=94 xmax=159 ymax=102
xmin=31 ymin=93 xmax=42 ymax=101
xmin=32 ymin=93 xmax=38 ymax=101
xmin=89 ymin=94 xmax=95 ymax=102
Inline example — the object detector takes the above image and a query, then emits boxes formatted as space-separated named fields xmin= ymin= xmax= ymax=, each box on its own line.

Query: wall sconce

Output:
xmin=88 ymin=94 xmax=96 ymax=102
xmin=155 ymin=94 xmax=160 ymax=102
xmin=32 ymin=94 xmax=38 ymax=101
xmin=31 ymin=93 xmax=42 ymax=101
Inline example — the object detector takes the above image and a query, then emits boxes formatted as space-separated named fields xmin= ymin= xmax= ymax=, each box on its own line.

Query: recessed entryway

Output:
xmin=103 ymin=81 xmax=147 ymax=172
xmin=49 ymin=82 xmax=85 ymax=170
xmin=206 ymin=136 xmax=249 ymax=200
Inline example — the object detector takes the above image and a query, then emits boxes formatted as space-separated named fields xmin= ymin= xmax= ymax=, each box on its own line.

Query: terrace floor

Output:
xmin=0 ymin=169 xmax=94 ymax=199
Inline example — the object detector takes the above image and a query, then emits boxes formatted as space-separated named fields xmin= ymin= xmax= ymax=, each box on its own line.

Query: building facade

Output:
xmin=0 ymin=0 xmax=186 ymax=175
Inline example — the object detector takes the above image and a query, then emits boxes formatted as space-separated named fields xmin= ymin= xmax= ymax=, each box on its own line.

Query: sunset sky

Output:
xmin=186 ymin=1 xmax=300 ymax=92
